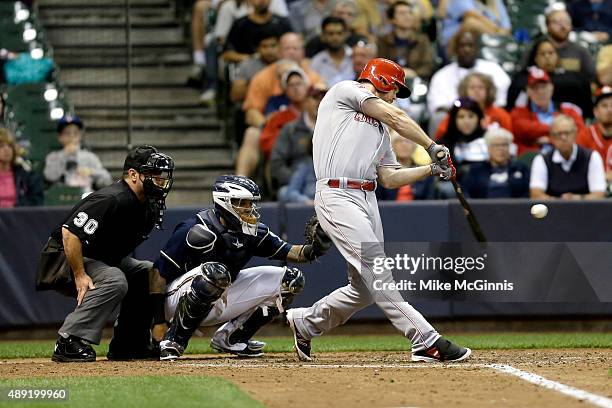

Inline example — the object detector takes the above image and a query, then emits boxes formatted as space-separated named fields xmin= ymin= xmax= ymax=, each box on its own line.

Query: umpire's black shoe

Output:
xmin=411 ymin=337 xmax=471 ymax=363
xmin=52 ymin=336 xmax=96 ymax=363
xmin=286 ymin=309 xmax=312 ymax=362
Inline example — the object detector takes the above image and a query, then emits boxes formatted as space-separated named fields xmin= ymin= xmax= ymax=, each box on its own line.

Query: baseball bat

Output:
xmin=436 ymin=151 xmax=487 ymax=242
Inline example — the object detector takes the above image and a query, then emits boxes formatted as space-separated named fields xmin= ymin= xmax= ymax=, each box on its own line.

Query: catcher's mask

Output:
xmin=212 ymin=175 xmax=261 ymax=236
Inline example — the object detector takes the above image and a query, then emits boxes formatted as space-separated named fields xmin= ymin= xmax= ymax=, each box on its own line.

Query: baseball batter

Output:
xmin=286 ymin=58 xmax=471 ymax=362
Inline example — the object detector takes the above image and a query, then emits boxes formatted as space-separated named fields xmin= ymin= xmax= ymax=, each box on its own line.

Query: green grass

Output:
xmin=0 ymin=376 xmax=263 ymax=408
xmin=0 ymin=332 xmax=610 ymax=359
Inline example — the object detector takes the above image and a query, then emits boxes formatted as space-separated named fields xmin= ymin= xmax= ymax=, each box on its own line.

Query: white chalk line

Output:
xmin=180 ymin=362 xmax=612 ymax=407
xmin=489 ymin=364 xmax=612 ymax=408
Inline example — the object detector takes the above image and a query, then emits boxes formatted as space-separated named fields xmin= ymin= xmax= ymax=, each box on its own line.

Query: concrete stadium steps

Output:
xmin=77 ymin=106 xmax=218 ymax=125
xmin=53 ymin=47 xmax=190 ymax=68
xmin=43 ymin=26 xmax=184 ymax=47
xmin=60 ymin=66 xmax=192 ymax=87
xmin=38 ymin=0 xmax=233 ymax=206
xmin=37 ymin=12 xmax=177 ymax=27
xmin=84 ymin=129 xmax=224 ymax=149
xmin=98 ymin=148 xmax=233 ymax=171
xmin=68 ymin=87 xmax=202 ymax=108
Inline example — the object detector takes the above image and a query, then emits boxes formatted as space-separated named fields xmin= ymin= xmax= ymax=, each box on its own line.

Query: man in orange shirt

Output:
xmin=242 ymin=32 xmax=324 ymax=129
xmin=577 ymin=86 xmax=612 ymax=185
xmin=511 ymin=67 xmax=585 ymax=156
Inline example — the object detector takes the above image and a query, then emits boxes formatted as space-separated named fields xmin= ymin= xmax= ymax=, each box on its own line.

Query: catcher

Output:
xmin=151 ymin=175 xmax=331 ymax=360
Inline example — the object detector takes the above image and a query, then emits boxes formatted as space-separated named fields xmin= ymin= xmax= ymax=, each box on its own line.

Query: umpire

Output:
xmin=36 ymin=146 xmax=174 ymax=362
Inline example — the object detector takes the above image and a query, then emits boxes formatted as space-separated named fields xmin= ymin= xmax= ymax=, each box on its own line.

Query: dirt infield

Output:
xmin=1 ymin=349 xmax=610 ymax=407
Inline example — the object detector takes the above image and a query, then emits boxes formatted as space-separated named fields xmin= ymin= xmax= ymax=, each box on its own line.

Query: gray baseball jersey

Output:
xmin=292 ymin=80 xmax=440 ymax=352
xmin=313 ymin=81 xmax=399 ymax=181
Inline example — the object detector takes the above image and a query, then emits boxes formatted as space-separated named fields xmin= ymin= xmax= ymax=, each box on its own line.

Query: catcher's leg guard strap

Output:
xmin=228 ymin=306 xmax=280 ymax=345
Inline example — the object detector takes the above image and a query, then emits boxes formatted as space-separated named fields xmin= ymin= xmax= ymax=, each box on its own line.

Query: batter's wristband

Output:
xmin=151 ymin=293 xmax=166 ymax=324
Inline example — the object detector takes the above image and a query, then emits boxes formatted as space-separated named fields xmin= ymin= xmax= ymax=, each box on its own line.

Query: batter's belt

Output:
xmin=321 ymin=177 xmax=377 ymax=191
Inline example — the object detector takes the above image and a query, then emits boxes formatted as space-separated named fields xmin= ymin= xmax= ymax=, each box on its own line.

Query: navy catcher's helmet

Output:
xmin=212 ymin=175 xmax=261 ymax=236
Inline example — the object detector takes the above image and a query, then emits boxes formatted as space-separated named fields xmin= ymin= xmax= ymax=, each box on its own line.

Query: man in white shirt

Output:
xmin=530 ymin=114 xmax=606 ymax=200
xmin=310 ymin=16 xmax=354 ymax=86
xmin=427 ymin=27 xmax=510 ymax=135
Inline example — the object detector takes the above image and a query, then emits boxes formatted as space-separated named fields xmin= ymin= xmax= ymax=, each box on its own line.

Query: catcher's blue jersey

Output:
xmin=154 ymin=208 xmax=292 ymax=283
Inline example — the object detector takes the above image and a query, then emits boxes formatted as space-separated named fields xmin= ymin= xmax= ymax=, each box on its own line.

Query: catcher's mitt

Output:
xmin=303 ymin=215 xmax=332 ymax=261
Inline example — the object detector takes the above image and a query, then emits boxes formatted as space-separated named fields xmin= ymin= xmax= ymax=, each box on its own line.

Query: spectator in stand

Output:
xmin=435 ymin=72 xmax=512 ymax=139
xmin=438 ymin=97 xmax=488 ymax=179
xmin=351 ymin=40 xmax=377 ymax=79
xmin=507 ymin=37 xmax=593 ymax=117
xmin=230 ymin=29 xmax=280 ymax=103
xmin=568 ymin=0 xmax=612 ymax=43
xmin=215 ymin=0 xmax=289 ymax=46
xmin=305 ymin=0 xmax=368 ymax=58
xmin=427 ymin=27 xmax=510 ymax=136
xmin=577 ymin=86 xmax=612 ymax=187
xmin=222 ymin=0 xmax=292 ymax=64
xmin=597 ymin=45 xmax=612 ymax=87
xmin=269 ymin=86 xmax=326 ymax=191
xmin=259 ymin=68 xmax=310 ymax=160
xmin=236 ymin=62 xmax=307 ymax=176
xmin=0 ymin=128 xmax=42 ymax=207
xmin=441 ymin=0 xmax=511 ymax=50
xmin=376 ymin=0 xmax=434 ymax=80
xmin=288 ymin=0 xmax=336 ymax=42
xmin=541 ymin=5 xmax=596 ymax=83
xmin=511 ymin=67 xmax=586 ymax=156
xmin=243 ymin=32 xmax=324 ymax=129
xmin=277 ymin=138 xmax=316 ymax=204
xmin=530 ymin=114 xmax=606 ymax=200
xmin=310 ymin=16 xmax=354 ymax=86
xmin=462 ymin=128 xmax=529 ymax=198
xmin=44 ymin=116 xmax=112 ymax=194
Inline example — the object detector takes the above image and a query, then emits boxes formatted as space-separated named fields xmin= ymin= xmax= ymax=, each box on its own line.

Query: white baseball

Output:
xmin=530 ymin=204 xmax=548 ymax=219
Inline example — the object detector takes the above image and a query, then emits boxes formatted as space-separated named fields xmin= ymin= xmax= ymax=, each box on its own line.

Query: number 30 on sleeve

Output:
xmin=73 ymin=212 xmax=99 ymax=235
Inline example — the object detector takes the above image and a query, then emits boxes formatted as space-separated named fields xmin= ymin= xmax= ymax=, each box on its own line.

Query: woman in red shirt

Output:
xmin=0 ymin=128 xmax=43 ymax=207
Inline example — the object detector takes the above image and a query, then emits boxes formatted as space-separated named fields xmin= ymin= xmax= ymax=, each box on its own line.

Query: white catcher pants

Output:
xmin=291 ymin=181 xmax=440 ymax=352
xmin=165 ymin=265 xmax=285 ymax=327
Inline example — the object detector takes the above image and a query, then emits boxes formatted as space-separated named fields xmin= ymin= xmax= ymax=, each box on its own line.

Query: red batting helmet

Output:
xmin=358 ymin=58 xmax=411 ymax=98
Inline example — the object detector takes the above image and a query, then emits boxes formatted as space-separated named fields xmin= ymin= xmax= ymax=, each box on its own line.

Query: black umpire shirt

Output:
xmin=50 ymin=179 xmax=155 ymax=266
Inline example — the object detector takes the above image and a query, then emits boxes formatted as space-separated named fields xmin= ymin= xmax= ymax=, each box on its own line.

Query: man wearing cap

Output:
xmin=284 ymin=58 xmax=471 ymax=363
xmin=43 ymin=115 xmax=112 ymax=194
xmin=578 ymin=86 xmax=612 ymax=188
xmin=37 ymin=146 xmax=174 ymax=362
xmin=511 ymin=66 xmax=586 ymax=156
xmin=236 ymin=65 xmax=311 ymax=178
xmin=530 ymin=114 xmax=606 ymax=200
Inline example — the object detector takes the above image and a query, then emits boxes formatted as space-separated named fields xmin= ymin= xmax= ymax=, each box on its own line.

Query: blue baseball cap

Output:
xmin=57 ymin=115 xmax=84 ymax=133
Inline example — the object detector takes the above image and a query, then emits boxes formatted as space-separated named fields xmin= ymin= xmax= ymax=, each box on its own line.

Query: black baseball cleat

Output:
xmin=52 ymin=335 xmax=96 ymax=362
xmin=159 ymin=340 xmax=184 ymax=361
xmin=411 ymin=337 xmax=472 ymax=363
xmin=286 ymin=309 xmax=312 ymax=362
